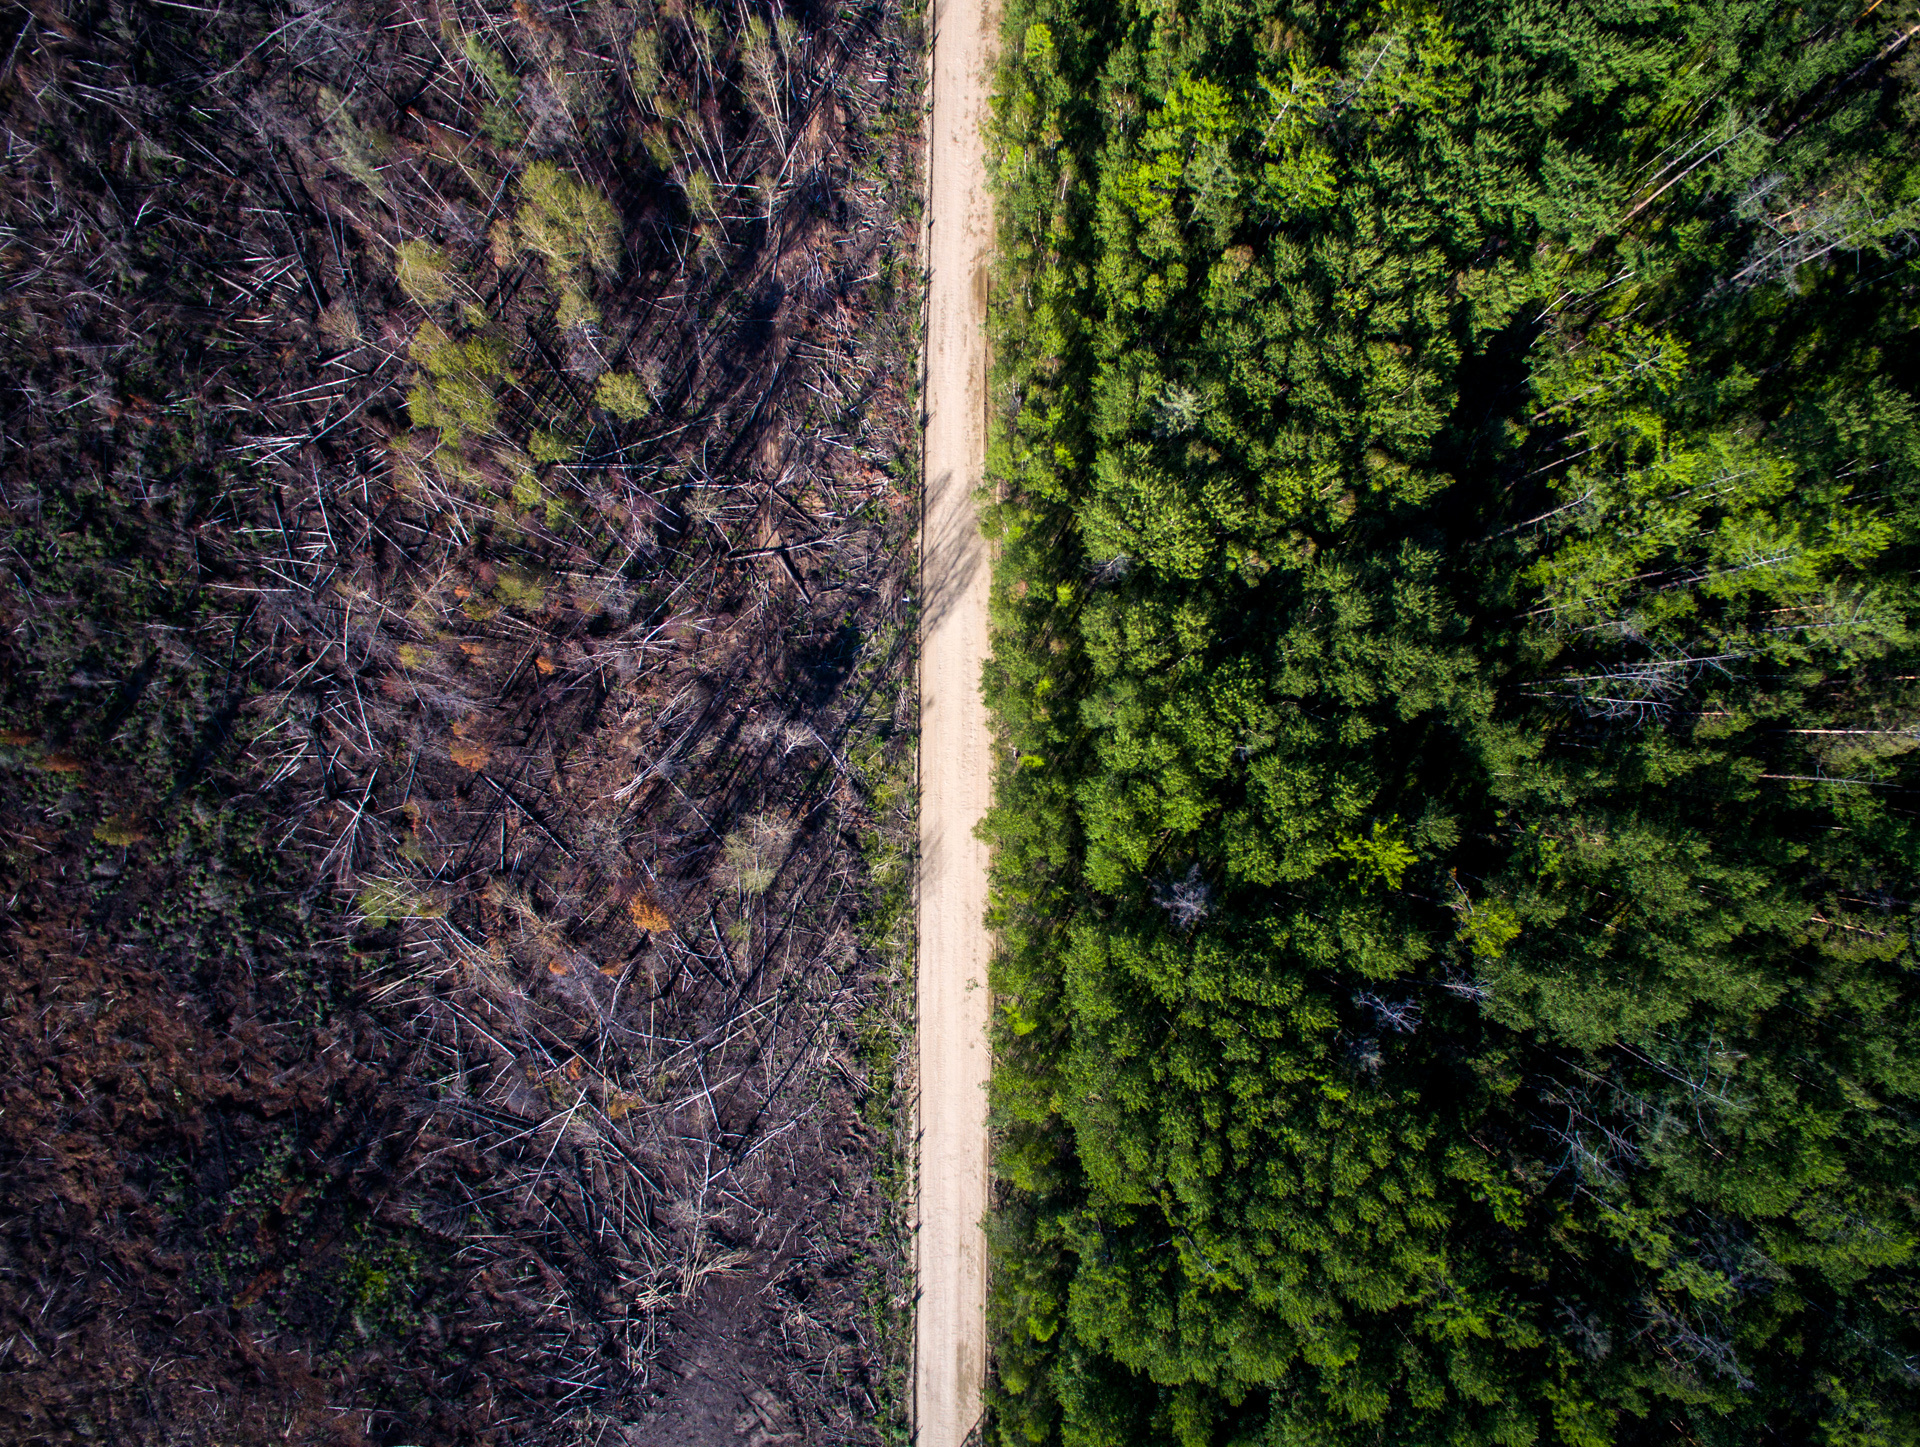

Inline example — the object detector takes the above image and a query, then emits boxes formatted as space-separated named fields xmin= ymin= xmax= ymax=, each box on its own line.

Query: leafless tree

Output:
xmin=1353 ymin=990 xmax=1421 ymax=1034
xmin=1153 ymin=862 xmax=1212 ymax=930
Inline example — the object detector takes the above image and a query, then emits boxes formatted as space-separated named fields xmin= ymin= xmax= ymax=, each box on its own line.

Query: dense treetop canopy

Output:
xmin=979 ymin=1 xmax=1920 ymax=1443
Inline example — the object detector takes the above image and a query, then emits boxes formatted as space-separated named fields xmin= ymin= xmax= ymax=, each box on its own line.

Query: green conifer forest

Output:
xmin=978 ymin=1 xmax=1920 ymax=1441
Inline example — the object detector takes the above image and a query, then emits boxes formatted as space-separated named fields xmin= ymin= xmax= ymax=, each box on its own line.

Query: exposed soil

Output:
xmin=914 ymin=0 xmax=998 ymax=1440
xmin=0 ymin=0 xmax=924 ymax=1440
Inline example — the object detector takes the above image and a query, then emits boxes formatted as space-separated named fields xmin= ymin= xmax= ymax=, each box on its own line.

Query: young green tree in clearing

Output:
xmin=406 ymin=322 xmax=510 ymax=450
xmin=394 ymin=238 xmax=456 ymax=309
xmin=511 ymin=162 xmax=620 ymax=279
xmin=595 ymin=370 xmax=653 ymax=422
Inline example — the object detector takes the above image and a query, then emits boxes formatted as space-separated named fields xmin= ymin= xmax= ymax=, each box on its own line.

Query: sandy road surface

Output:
xmin=915 ymin=0 xmax=997 ymax=1440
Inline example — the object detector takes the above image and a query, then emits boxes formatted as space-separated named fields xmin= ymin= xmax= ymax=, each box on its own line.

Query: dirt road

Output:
xmin=916 ymin=0 xmax=997 ymax=1439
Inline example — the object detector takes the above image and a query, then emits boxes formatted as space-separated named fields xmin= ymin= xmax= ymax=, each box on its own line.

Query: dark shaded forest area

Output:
xmin=0 ymin=0 xmax=923 ymax=1442
xmin=981 ymin=0 xmax=1920 ymax=1443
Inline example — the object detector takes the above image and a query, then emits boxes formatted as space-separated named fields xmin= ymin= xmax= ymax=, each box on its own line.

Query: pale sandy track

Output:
xmin=914 ymin=0 xmax=997 ymax=1439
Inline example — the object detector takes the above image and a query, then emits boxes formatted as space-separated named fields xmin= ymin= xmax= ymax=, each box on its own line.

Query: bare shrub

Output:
xmin=723 ymin=814 xmax=796 ymax=897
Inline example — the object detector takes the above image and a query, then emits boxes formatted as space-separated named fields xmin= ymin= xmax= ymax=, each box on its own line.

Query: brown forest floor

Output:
xmin=0 ymin=0 xmax=923 ymax=1443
